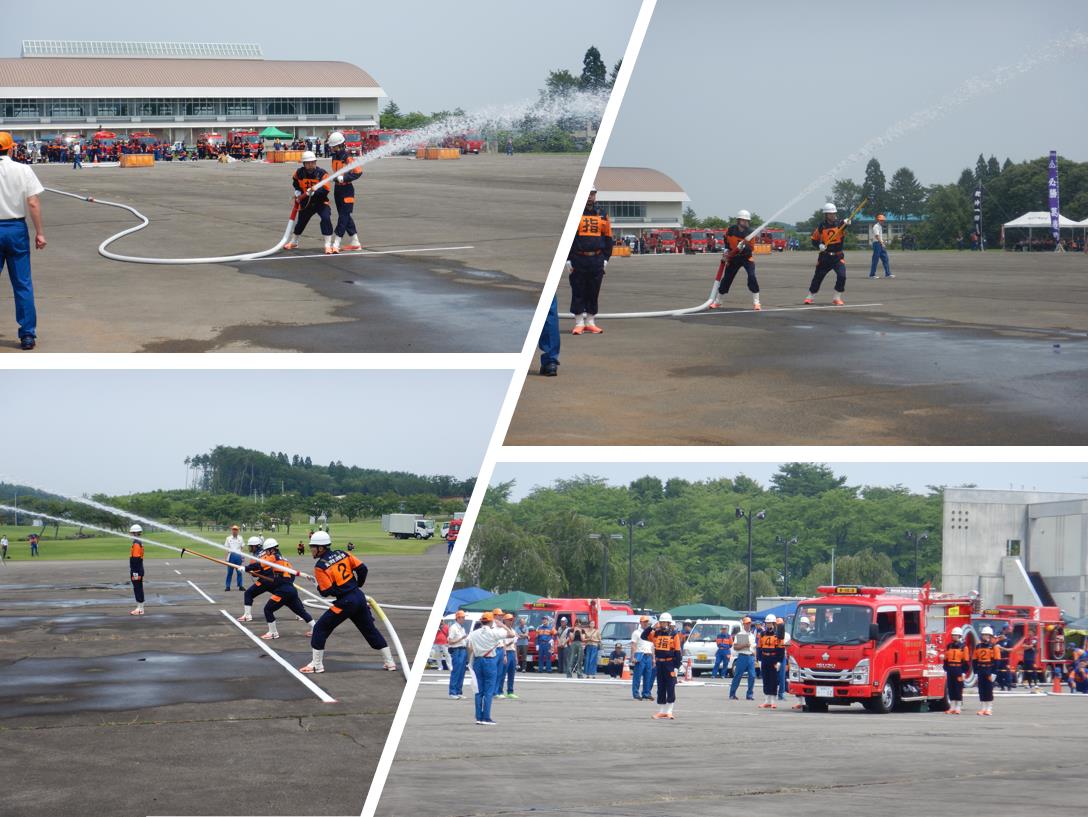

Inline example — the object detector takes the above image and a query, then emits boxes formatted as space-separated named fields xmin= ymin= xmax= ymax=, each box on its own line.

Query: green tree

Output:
xmin=609 ymin=59 xmax=622 ymax=88
xmin=682 ymin=206 xmax=699 ymax=227
xmin=580 ymin=46 xmax=608 ymax=90
xmin=770 ymin=463 xmax=850 ymax=497
xmin=917 ymin=184 xmax=972 ymax=248
xmin=885 ymin=167 xmax=926 ymax=217
xmin=544 ymin=69 xmax=581 ymax=98
xmin=831 ymin=178 xmax=865 ymax=214
xmin=339 ymin=493 xmax=371 ymax=523
xmin=380 ymin=100 xmax=402 ymax=129
xmin=986 ymin=155 xmax=1001 ymax=179
xmin=861 ymin=158 xmax=886 ymax=215
xmin=956 ymin=167 xmax=977 ymax=196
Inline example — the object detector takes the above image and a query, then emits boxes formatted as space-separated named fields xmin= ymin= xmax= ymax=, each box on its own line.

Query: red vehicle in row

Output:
xmin=197 ymin=132 xmax=226 ymax=156
xmin=521 ymin=598 xmax=635 ymax=669
xmin=443 ymin=133 xmax=485 ymax=154
xmin=339 ymin=129 xmax=364 ymax=151
xmin=364 ymin=129 xmax=400 ymax=153
xmin=965 ymin=605 xmax=1065 ymax=686
xmin=680 ymin=228 xmax=710 ymax=253
xmin=757 ymin=227 xmax=788 ymax=252
xmin=130 ymin=130 xmax=159 ymax=150
xmin=646 ymin=229 xmax=680 ymax=254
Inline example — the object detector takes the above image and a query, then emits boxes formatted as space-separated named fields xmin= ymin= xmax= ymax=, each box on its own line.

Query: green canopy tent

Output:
xmin=460 ymin=590 xmax=542 ymax=613
xmin=666 ymin=603 xmax=744 ymax=619
xmin=259 ymin=126 xmax=294 ymax=139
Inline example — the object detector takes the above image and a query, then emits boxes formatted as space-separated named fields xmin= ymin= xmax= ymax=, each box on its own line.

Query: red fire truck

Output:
xmin=707 ymin=229 xmax=727 ymax=252
xmin=761 ymin=227 xmax=788 ymax=251
xmin=680 ymin=228 xmax=710 ymax=253
xmin=965 ymin=605 xmax=1065 ymax=686
xmin=364 ymin=129 xmax=401 ymax=153
xmin=521 ymin=598 xmax=635 ymax=670
xmin=91 ymin=130 xmax=119 ymax=160
xmin=339 ymin=129 xmax=364 ymax=151
xmin=197 ymin=132 xmax=226 ymax=156
xmin=646 ymin=229 xmax=679 ymax=254
xmin=130 ymin=130 xmax=159 ymax=150
xmin=444 ymin=132 xmax=485 ymax=154
xmin=788 ymin=585 xmax=978 ymax=713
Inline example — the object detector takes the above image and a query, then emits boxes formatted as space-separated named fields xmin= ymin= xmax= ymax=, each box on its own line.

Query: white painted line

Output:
xmin=684 ymin=302 xmax=883 ymax=318
xmin=252 ymin=245 xmax=474 ymax=262
xmin=174 ymin=569 xmax=182 ymax=575
xmin=219 ymin=609 xmax=337 ymax=703
xmin=186 ymin=580 xmax=216 ymax=604
xmin=377 ymin=603 xmax=434 ymax=611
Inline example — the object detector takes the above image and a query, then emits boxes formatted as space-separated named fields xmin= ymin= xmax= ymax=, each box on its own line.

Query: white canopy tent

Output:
xmin=1002 ymin=211 xmax=1081 ymax=250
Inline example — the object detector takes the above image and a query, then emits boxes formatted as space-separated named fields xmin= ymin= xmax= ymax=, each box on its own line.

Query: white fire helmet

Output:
xmin=658 ymin=612 xmax=673 ymax=623
xmin=736 ymin=209 xmax=752 ymax=221
xmin=309 ymin=530 xmax=332 ymax=547
xmin=247 ymin=536 xmax=263 ymax=548
xmin=765 ymin=613 xmax=776 ymax=624
xmin=263 ymin=538 xmax=278 ymax=550
xmin=800 ymin=616 xmax=811 ymax=625
xmin=822 ymin=203 xmax=838 ymax=214
xmin=327 ymin=131 xmax=345 ymax=147
xmin=129 ymin=524 xmax=142 ymax=534
xmin=981 ymin=625 xmax=994 ymax=636
xmin=951 ymin=626 xmax=964 ymax=637
xmin=300 ymin=151 xmax=317 ymax=163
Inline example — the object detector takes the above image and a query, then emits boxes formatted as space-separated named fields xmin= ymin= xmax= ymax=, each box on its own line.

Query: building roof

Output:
xmin=594 ymin=166 xmax=686 ymax=195
xmin=0 ymin=58 xmax=380 ymax=90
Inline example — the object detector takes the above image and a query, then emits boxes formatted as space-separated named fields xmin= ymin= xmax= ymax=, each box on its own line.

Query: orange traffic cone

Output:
xmin=621 ymin=658 xmax=631 ymax=680
xmin=1052 ymin=672 xmax=1063 ymax=694
xmin=684 ymin=656 xmax=694 ymax=682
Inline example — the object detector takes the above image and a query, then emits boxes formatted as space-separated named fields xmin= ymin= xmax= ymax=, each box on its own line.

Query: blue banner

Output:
xmin=1048 ymin=150 xmax=1060 ymax=244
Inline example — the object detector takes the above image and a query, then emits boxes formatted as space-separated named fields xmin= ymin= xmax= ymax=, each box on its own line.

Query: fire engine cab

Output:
xmin=789 ymin=585 xmax=958 ymax=713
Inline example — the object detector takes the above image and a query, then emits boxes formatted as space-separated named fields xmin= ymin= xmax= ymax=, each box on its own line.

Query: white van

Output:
xmin=599 ymin=614 xmax=656 ymax=670
xmin=683 ymin=619 xmax=742 ymax=676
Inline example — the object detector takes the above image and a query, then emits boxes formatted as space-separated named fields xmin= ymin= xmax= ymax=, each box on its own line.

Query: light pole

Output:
xmin=906 ymin=530 xmax=929 ymax=586
xmin=776 ymin=535 xmax=798 ymax=596
xmin=736 ymin=507 xmax=766 ymax=610
xmin=618 ymin=517 xmax=645 ymax=604
xmin=588 ymin=533 xmax=623 ymax=596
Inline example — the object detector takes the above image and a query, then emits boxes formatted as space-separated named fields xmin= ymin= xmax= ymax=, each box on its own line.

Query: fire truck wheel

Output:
xmin=864 ymin=679 xmax=899 ymax=713
xmin=803 ymin=697 xmax=828 ymax=713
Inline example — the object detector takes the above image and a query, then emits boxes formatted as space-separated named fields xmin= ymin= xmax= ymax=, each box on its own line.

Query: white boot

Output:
xmin=572 ymin=313 xmax=586 ymax=334
xmin=710 ymin=292 xmax=722 ymax=309
xmin=665 ymin=702 xmax=675 ymax=718
xmin=381 ymin=646 xmax=397 ymax=671
xmin=130 ymin=602 xmax=145 ymax=616
xmin=332 ymin=235 xmax=342 ymax=253
xmin=324 ymin=235 xmax=334 ymax=254
xmin=345 ymin=233 xmax=362 ymax=251
xmin=237 ymin=605 xmax=253 ymax=622
xmin=585 ymin=314 xmax=602 ymax=334
xmin=753 ymin=293 xmax=761 ymax=311
xmin=301 ymin=648 xmax=325 ymax=673
xmin=261 ymin=621 xmax=279 ymax=640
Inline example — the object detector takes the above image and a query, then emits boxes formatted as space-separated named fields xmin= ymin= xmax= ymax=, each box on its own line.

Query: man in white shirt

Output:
xmin=869 ymin=213 xmax=893 ymax=278
xmin=630 ymin=615 xmax=655 ymax=701
xmin=0 ymin=131 xmax=46 ymax=349
xmin=467 ymin=611 xmax=515 ymax=725
xmin=1 ymin=534 xmax=8 ymax=560
xmin=447 ymin=610 xmax=469 ymax=699
xmin=224 ymin=525 xmax=245 ymax=590
xmin=728 ymin=617 xmax=757 ymax=701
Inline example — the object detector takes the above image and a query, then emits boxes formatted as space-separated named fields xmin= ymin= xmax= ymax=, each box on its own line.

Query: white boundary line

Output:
xmin=186 ymin=580 xmax=216 ymax=604
xmin=683 ymin=302 xmax=883 ymax=318
xmin=358 ymin=3 xmax=659 ymax=816
xmin=249 ymin=245 xmax=475 ymax=262
xmin=218 ymin=609 xmax=337 ymax=703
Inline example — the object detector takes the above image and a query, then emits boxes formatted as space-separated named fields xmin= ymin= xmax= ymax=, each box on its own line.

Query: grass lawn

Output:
xmin=0 ymin=516 xmax=435 ymax=561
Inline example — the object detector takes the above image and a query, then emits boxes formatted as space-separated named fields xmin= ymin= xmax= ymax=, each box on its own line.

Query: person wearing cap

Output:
xmin=514 ymin=615 xmax=529 ymax=671
xmin=1022 ymin=633 xmax=1040 ymax=693
xmin=606 ymin=642 xmax=627 ymax=678
xmin=973 ymin=625 xmax=1001 ymax=716
xmin=128 ymin=524 xmax=146 ymax=616
xmin=0 ymin=130 xmax=46 ymax=350
xmin=712 ymin=625 xmax=733 ymax=679
xmin=709 ymin=210 xmax=761 ymax=311
xmin=300 ymin=530 xmax=397 ymax=674
xmin=757 ymin=613 xmax=784 ymax=709
xmin=284 ymin=152 xmax=334 ymax=253
xmin=630 ymin=614 xmax=655 ymax=700
xmin=729 ymin=617 xmax=757 ymax=701
xmin=996 ymin=626 xmax=1014 ymax=691
xmin=466 ymin=611 xmax=516 ymax=725
xmin=535 ymin=616 xmax=555 ymax=673
xmin=944 ymin=626 xmax=968 ymax=715
xmin=804 ymin=203 xmax=852 ymax=306
xmin=257 ymin=539 xmax=314 ymax=640
xmin=223 ymin=525 xmax=245 ymax=591
xmin=642 ymin=612 xmax=682 ymax=719
xmin=567 ymin=189 xmax=613 ymax=335
xmin=868 ymin=213 xmax=893 ymax=278
xmin=556 ymin=616 xmax=572 ymax=675
xmin=486 ymin=608 xmax=507 ymax=698
xmin=498 ymin=613 xmax=520 ymax=698
xmin=447 ymin=610 xmax=470 ymax=699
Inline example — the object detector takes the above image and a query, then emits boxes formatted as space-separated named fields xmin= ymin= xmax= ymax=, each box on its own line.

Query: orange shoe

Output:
xmin=803 ymin=296 xmax=814 ymax=305
xmin=651 ymin=712 xmax=669 ymax=720
xmin=260 ymin=632 xmax=279 ymax=640
xmin=976 ymin=710 xmax=986 ymax=716
xmin=792 ymin=703 xmax=804 ymax=710
xmin=584 ymin=324 xmax=603 ymax=334
xmin=283 ymin=241 xmax=299 ymax=250
xmin=753 ymin=303 xmax=762 ymax=311
xmin=343 ymin=242 xmax=363 ymax=251
xmin=665 ymin=713 xmax=675 ymax=719
xmin=770 ymin=704 xmax=778 ymax=709
xmin=324 ymin=246 xmax=337 ymax=255
xmin=832 ymin=297 xmax=845 ymax=306
xmin=571 ymin=325 xmax=585 ymax=335
xmin=758 ymin=703 xmax=771 ymax=709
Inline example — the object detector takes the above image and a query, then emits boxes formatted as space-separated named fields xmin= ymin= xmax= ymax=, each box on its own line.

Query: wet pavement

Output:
xmin=3 ymin=549 xmax=446 ymax=816
xmin=508 ymin=250 xmax=1088 ymax=445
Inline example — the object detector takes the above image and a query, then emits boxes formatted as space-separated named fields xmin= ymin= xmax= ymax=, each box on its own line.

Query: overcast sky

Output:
xmin=605 ymin=0 xmax=1088 ymax=223
xmin=3 ymin=1 xmax=639 ymax=113
xmin=2 ymin=370 xmax=508 ymax=496
xmin=494 ymin=462 xmax=1088 ymax=502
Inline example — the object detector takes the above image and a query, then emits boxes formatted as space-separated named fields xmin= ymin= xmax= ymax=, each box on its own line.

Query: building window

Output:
xmin=599 ymin=201 xmax=646 ymax=220
xmin=265 ymin=98 xmax=298 ymax=117
xmin=185 ymin=98 xmax=217 ymax=117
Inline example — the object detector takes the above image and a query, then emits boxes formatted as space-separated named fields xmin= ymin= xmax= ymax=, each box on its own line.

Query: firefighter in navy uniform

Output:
xmin=804 ymin=203 xmax=852 ymax=305
xmin=943 ymin=626 xmax=968 ymax=714
xmin=257 ymin=539 xmax=315 ymax=640
xmin=710 ymin=209 xmax=761 ymax=311
xmin=284 ymin=151 xmax=334 ymax=254
xmin=236 ymin=536 xmax=267 ymax=621
xmin=567 ymin=189 xmax=613 ymax=335
xmin=300 ymin=531 xmax=396 ymax=674
xmin=757 ymin=613 xmax=784 ymax=709
xmin=973 ymin=625 xmax=1000 ymax=715
xmin=996 ymin=626 xmax=1014 ymax=690
xmin=326 ymin=131 xmax=363 ymax=253
xmin=128 ymin=524 xmax=146 ymax=616
xmin=642 ymin=611 xmax=682 ymax=720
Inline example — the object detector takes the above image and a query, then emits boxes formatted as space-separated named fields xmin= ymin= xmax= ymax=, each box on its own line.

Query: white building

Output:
xmin=942 ymin=488 xmax=1088 ymax=616
xmin=0 ymin=40 xmax=384 ymax=144
xmin=593 ymin=166 xmax=689 ymax=240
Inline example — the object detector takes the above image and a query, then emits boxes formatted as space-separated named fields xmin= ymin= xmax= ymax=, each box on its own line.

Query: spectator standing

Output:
xmin=556 ymin=616 xmax=572 ymax=675
xmin=583 ymin=621 xmax=601 ymax=678
xmin=447 ymin=610 xmax=469 ymax=699
xmin=28 ymin=532 xmax=39 ymax=556
xmin=630 ymin=615 xmax=655 ymax=701
xmin=515 ymin=616 xmax=529 ymax=671
xmin=223 ymin=525 xmax=245 ymax=590
xmin=868 ymin=213 xmax=893 ymax=278
xmin=432 ymin=621 xmax=451 ymax=671
xmin=71 ymin=141 xmax=82 ymax=169
xmin=728 ymin=617 xmax=757 ymax=700
xmin=566 ymin=618 xmax=586 ymax=679
xmin=467 ymin=611 xmax=515 ymax=725
xmin=536 ymin=617 xmax=555 ymax=673
xmin=499 ymin=613 xmax=519 ymax=698
xmin=1 ymin=534 xmax=8 ymax=559
xmin=0 ymin=131 xmax=46 ymax=350
xmin=712 ymin=625 xmax=732 ymax=678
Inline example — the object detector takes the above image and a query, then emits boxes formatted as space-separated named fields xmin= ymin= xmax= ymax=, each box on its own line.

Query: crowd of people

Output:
xmin=5 ymin=134 xmax=342 ymax=166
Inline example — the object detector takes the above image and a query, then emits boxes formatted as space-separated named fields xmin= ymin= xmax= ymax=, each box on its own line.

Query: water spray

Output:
xmin=43 ymin=90 xmax=610 ymax=266
xmin=567 ymin=33 xmax=1088 ymax=320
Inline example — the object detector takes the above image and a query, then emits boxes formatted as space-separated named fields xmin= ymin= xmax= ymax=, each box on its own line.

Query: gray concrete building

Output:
xmin=942 ymin=488 xmax=1088 ymax=616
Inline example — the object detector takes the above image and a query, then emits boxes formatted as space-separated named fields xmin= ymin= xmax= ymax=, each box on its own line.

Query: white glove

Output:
xmin=844 ymin=218 xmax=852 ymax=226
xmin=603 ymin=259 xmax=608 ymax=268
xmin=564 ymin=260 xmax=573 ymax=274
xmin=736 ymin=241 xmax=747 ymax=252
xmin=818 ymin=243 xmax=827 ymax=251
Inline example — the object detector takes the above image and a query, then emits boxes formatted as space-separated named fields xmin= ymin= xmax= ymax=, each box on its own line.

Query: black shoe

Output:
xmin=540 ymin=362 xmax=558 ymax=377
xmin=20 ymin=336 xmax=35 ymax=350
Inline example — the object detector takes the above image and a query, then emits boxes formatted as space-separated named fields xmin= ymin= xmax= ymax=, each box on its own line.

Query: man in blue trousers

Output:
xmin=631 ymin=615 xmax=655 ymax=700
xmin=0 ymin=131 xmax=46 ymax=350
xmin=869 ymin=213 xmax=893 ymax=278
xmin=538 ymin=295 xmax=560 ymax=376
xmin=447 ymin=610 xmax=469 ymax=699
xmin=728 ymin=616 xmax=757 ymax=700
xmin=468 ymin=611 xmax=515 ymax=725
